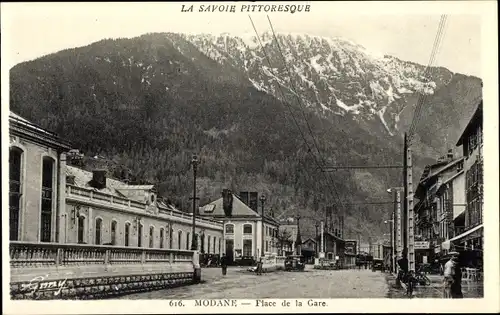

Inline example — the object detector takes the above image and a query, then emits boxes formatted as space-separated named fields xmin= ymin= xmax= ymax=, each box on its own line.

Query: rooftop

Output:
xmin=456 ymin=100 xmax=483 ymax=146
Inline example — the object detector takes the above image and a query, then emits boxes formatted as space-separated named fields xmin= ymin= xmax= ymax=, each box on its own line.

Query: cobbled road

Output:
xmin=118 ymin=265 xmax=389 ymax=299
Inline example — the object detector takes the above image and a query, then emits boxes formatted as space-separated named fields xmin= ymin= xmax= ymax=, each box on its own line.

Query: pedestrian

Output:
xmin=443 ymin=251 xmax=462 ymax=298
xmin=221 ymin=253 xmax=228 ymax=276
xmin=256 ymin=257 xmax=263 ymax=275
xmin=450 ymin=252 xmax=463 ymax=298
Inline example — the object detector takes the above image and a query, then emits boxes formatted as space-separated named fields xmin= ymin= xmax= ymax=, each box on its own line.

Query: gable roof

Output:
xmin=10 ymin=111 xmax=72 ymax=151
xmin=200 ymin=195 xmax=260 ymax=217
xmin=456 ymin=100 xmax=482 ymax=146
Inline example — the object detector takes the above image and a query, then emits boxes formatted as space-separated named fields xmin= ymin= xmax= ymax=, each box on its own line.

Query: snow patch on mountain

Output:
xmin=181 ymin=32 xmax=439 ymax=136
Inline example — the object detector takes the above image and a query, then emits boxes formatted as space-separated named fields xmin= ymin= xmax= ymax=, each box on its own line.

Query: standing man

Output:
xmin=221 ymin=253 xmax=228 ymax=276
xmin=443 ymin=251 xmax=462 ymax=298
xmin=450 ymin=252 xmax=463 ymax=298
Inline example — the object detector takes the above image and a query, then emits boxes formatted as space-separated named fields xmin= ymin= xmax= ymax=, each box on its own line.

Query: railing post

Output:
xmin=105 ymin=249 xmax=110 ymax=264
xmin=169 ymin=252 xmax=174 ymax=264
xmin=141 ymin=251 xmax=146 ymax=264
xmin=56 ymin=248 xmax=63 ymax=267
xmin=90 ymin=191 xmax=94 ymax=199
xmin=110 ymin=196 xmax=114 ymax=204
xmin=128 ymin=200 xmax=131 ymax=208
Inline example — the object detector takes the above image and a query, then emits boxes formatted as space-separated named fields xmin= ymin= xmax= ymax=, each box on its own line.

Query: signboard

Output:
xmin=344 ymin=241 xmax=357 ymax=255
xmin=414 ymin=241 xmax=430 ymax=249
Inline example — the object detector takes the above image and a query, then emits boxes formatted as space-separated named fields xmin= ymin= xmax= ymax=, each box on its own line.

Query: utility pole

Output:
xmin=320 ymin=221 xmax=324 ymax=257
xmin=295 ymin=214 xmax=302 ymax=256
xmin=404 ymin=133 xmax=416 ymax=272
xmin=390 ymin=212 xmax=394 ymax=273
xmin=395 ymin=189 xmax=402 ymax=272
xmin=190 ymin=154 xmax=199 ymax=250
xmin=260 ymin=194 xmax=266 ymax=257
xmin=315 ymin=223 xmax=319 ymax=257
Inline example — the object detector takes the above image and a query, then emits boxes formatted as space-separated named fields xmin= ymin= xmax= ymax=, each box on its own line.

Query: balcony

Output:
xmin=67 ymin=185 xmax=223 ymax=229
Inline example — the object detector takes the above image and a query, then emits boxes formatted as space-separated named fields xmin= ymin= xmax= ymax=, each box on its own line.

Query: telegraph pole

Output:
xmin=395 ymin=189 xmax=402 ymax=272
xmin=260 ymin=194 xmax=266 ymax=257
xmin=404 ymin=133 xmax=416 ymax=272
xmin=190 ymin=155 xmax=199 ymax=251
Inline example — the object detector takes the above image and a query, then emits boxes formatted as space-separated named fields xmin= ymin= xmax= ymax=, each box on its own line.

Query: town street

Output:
xmin=119 ymin=266 xmax=389 ymax=299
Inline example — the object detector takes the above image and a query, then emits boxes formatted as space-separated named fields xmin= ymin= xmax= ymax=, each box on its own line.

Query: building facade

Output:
xmin=446 ymin=101 xmax=483 ymax=269
xmin=9 ymin=112 xmax=71 ymax=243
xmin=199 ymin=190 xmax=280 ymax=264
xmin=414 ymin=153 xmax=465 ymax=264
xmin=9 ymin=111 xmax=224 ymax=253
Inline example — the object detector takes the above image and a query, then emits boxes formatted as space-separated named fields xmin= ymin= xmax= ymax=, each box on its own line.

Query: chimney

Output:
xmin=222 ymin=189 xmax=233 ymax=217
xmin=91 ymin=170 xmax=107 ymax=189
xmin=66 ymin=175 xmax=76 ymax=185
xmin=447 ymin=149 xmax=454 ymax=160
xmin=249 ymin=192 xmax=258 ymax=212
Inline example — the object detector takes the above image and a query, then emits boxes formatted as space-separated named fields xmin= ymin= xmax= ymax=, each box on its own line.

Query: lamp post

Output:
xmin=315 ymin=222 xmax=319 ymax=257
xmin=260 ymin=194 xmax=266 ymax=257
xmin=190 ymin=154 xmax=198 ymax=251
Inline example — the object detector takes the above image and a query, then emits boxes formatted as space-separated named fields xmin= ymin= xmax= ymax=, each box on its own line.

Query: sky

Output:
xmin=0 ymin=2 xmax=485 ymax=77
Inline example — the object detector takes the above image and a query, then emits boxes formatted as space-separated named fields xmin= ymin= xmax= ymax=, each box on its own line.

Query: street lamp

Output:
xmin=190 ymin=154 xmax=199 ymax=251
xmin=260 ymin=194 xmax=266 ymax=257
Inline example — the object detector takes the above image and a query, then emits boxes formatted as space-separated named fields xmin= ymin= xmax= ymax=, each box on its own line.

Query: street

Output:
xmin=119 ymin=265 xmax=389 ymax=299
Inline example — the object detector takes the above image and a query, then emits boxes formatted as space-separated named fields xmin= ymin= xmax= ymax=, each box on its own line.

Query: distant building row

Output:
xmin=414 ymin=100 xmax=483 ymax=269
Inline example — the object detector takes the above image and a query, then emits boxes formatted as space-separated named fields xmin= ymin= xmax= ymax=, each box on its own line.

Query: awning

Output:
xmin=449 ymin=224 xmax=483 ymax=243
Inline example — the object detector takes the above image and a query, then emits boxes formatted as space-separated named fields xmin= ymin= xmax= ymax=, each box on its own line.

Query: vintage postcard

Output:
xmin=1 ymin=1 xmax=498 ymax=314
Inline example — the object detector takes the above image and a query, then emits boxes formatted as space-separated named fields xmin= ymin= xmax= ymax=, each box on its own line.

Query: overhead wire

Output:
xmin=408 ymin=15 xmax=448 ymax=143
xmin=248 ymin=16 xmax=344 ymax=225
xmin=265 ymin=15 xmax=348 ymax=217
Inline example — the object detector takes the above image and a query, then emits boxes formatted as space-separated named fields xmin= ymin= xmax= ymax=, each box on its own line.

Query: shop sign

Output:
xmin=414 ymin=241 xmax=430 ymax=249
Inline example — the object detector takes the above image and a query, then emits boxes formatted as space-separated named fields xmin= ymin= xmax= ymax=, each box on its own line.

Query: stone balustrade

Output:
xmin=67 ymin=185 xmax=223 ymax=229
xmin=9 ymin=241 xmax=200 ymax=300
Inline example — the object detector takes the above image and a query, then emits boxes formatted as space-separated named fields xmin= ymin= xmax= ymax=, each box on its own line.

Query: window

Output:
xmin=266 ymin=240 xmax=269 ymax=252
xmin=138 ymin=224 xmax=143 ymax=247
xmin=213 ymin=237 xmax=216 ymax=253
xmin=77 ymin=216 xmax=85 ymax=244
xmin=243 ymin=224 xmax=252 ymax=234
xmin=218 ymin=238 xmax=221 ymax=253
xmin=149 ymin=226 xmax=154 ymax=248
xmin=125 ymin=223 xmax=130 ymax=246
xmin=9 ymin=148 xmax=22 ymax=241
xmin=225 ymin=224 xmax=234 ymax=234
xmin=208 ymin=236 xmax=211 ymax=254
xmin=169 ymin=225 xmax=173 ymax=249
xmin=243 ymin=240 xmax=252 ymax=257
xmin=160 ymin=228 xmax=164 ymax=248
xmin=41 ymin=157 xmax=55 ymax=242
xmin=111 ymin=221 xmax=117 ymax=245
xmin=178 ymin=231 xmax=183 ymax=249
xmin=186 ymin=232 xmax=190 ymax=250
xmin=95 ymin=218 xmax=102 ymax=245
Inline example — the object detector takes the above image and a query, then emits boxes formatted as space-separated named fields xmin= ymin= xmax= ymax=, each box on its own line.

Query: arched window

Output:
xmin=243 ymin=224 xmax=252 ymax=234
xmin=95 ymin=218 xmax=102 ymax=245
xmin=111 ymin=221 xmax=117 ymax=245
xmin=178 ymin=230 xmax=183 ymax=249
xmin=213 ymin=237 xmax=216 ymax=253
xmin=9 ymin=148 xmax=23 ymax=241
xmin=125 ymin=223 xmax=131 ymax=246
xmin=186 ymin=232 xmax=190 ymax=250
xmin=168 ymin=225 xmax=173 ymax=249
xmin=138 ymin=224 xmax=143 ymax=247
xmin=160 ymin=228 xmax=164 ymax=248
xmin=41 ymin=157 xmax=55 ymax=242
xmin=77 ymin=216 xmax=85 ymax=244
xmin=225 ymin=224 xmax=234 ymax=234
xmin=218 ymin=238 xmax=221 ymax=254
xmin=149 ymin=226 xmax=154 ymax=248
